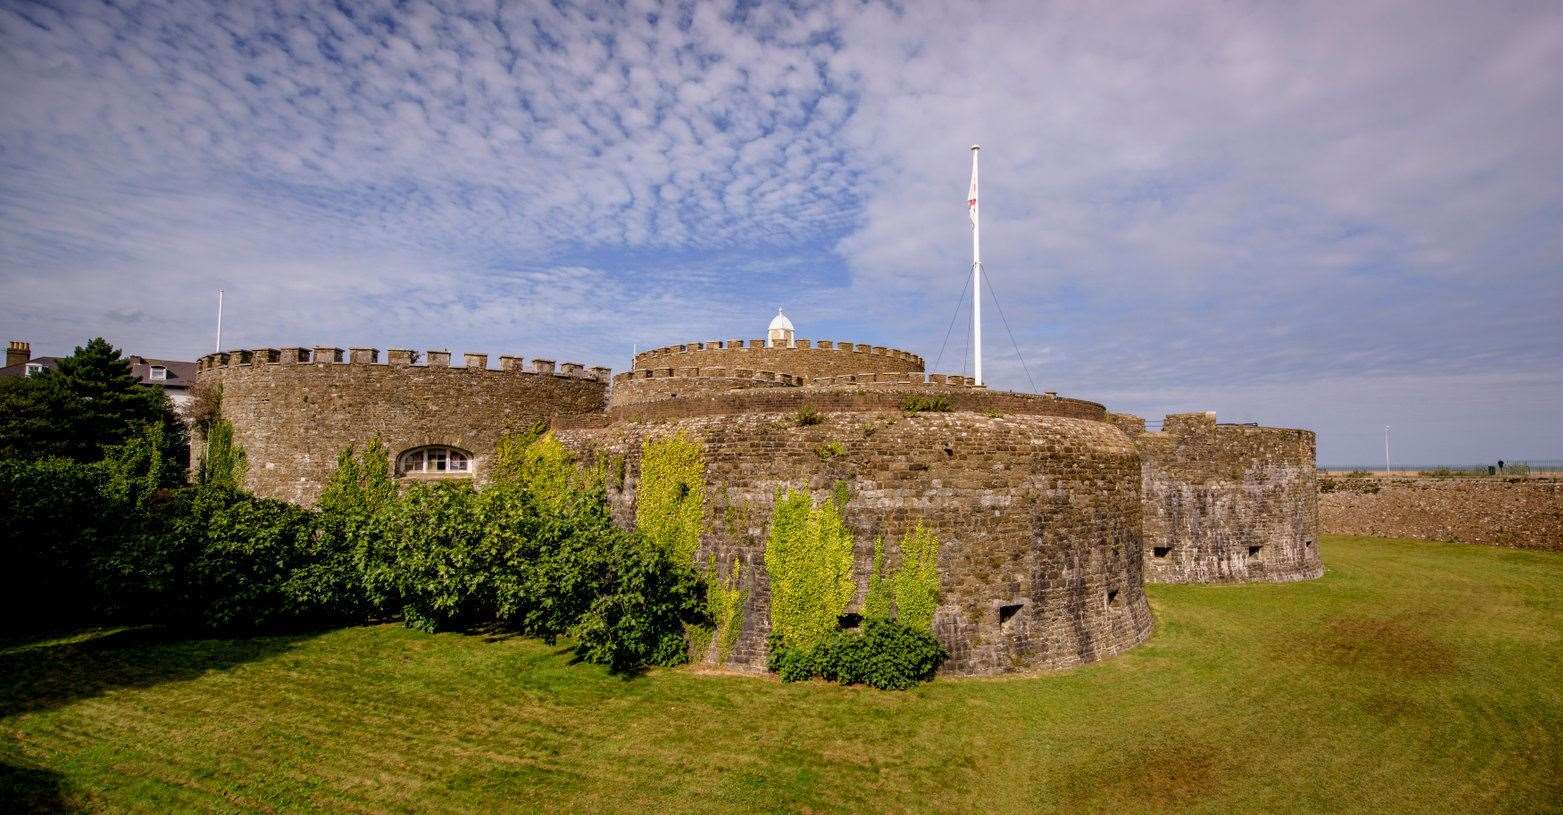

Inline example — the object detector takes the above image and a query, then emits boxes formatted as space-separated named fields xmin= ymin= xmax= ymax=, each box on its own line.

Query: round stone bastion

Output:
xmin=194 ymin=347 xmax=609 ymax=506
xmin=557 ymin=384 xmax=1156 ymax=676
xmin=1112 ymin=411 xmax=1323 ymax=584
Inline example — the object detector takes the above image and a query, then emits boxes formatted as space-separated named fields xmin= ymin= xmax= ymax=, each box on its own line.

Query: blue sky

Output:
xmin=1 ymin=0 xmax=1560 ymax=465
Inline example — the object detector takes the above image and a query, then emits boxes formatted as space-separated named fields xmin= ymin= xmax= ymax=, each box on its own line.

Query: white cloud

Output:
xmin=0 ymin=0 xmax=1559 ymax=462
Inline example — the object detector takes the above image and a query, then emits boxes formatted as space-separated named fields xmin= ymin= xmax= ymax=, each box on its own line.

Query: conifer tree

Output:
xmin=53 ymin=337 xmax=161 ymax=450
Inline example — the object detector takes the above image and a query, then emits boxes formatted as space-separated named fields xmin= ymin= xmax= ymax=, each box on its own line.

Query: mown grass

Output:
xmin=3 ymin=536 xmax=1560 ymax=813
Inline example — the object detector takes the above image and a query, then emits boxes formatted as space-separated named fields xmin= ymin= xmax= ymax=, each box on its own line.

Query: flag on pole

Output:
xmin=967 ymin=161 xmax=978 ymax=225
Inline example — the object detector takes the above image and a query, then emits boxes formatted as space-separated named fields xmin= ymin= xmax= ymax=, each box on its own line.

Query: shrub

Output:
xmin=792 ymin=406 xmax=823 ymax=427
xmin=769 ymin=620 xmax=947 ymax=690
xmin=193 ymin=489 xmax=323 ymax=629
xmin=0 ymin=457 xmax=116 ymax=629
xmin=101 ymin=421 xmax=181 ymax=508
xmin=571 ymin=532 xmax=707 ymax=673
xmin=816 ymin=441 xmax=844 ymax=461
xmin=490 ymin=427 xmax=577 ymax=510
xmin=317 ymin=440 xmax=399 ymax=618
xmin=901 ymin=395 xmax=951 ymax=413
xmin=486 ymin=480 xmax=621 ymax=643
xmin=380 ymin=481 xmax=493 ymax=632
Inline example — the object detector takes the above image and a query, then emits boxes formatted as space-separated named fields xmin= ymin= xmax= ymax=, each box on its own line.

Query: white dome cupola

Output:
xmin=767 ymin=309 xmax=796 ymax=347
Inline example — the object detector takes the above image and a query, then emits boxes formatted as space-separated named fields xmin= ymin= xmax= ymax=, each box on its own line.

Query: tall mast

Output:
xmin=970 ymin=145 xmax=983 ymax=386
xmin=215 ymin=289 xmax=224 ymax=353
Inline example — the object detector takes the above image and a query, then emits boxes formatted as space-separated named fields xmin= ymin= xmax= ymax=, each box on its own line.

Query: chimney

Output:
xmin=7 ymin=341 xmax=30 ymax=368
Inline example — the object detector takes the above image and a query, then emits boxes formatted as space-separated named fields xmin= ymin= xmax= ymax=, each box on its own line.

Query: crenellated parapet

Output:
xmin=631 ymin=338 xmax=924 ymax=380
xmin=197 ymin=348 xmax=612 ymax=382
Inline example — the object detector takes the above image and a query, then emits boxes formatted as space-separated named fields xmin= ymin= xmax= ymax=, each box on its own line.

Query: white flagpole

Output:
xmin=970 ymin=145 xmax=983 ymax=387
xmin=215 ymin=289 xmax=224 ymax=353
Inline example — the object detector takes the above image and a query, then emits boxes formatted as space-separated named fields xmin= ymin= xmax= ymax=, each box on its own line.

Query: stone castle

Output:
xmin=195 ymin=311 xmax=1320 ymax=676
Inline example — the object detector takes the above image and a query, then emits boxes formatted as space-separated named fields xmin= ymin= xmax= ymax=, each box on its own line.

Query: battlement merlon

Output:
xmin=195 ymin=349 xmax=611 ymax=380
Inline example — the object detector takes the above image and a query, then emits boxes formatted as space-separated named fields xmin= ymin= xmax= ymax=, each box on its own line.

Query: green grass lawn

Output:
xmin=3 ymin=535 xmax=1560 ymax=814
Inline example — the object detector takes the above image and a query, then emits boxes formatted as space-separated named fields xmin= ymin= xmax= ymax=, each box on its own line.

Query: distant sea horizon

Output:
xmin=1320 ymin=459 xmax=1563 ymax=472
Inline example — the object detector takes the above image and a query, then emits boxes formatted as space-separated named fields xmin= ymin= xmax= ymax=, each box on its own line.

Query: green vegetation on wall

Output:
xmin=705 ymin=557 xmax=747 ymax=663
xmin=764 ymin=487 xmax=855 ymax=653
xmin=900 ymin=395 xmax=951 ymax=413
xmin=863 ymin=525 xmax=941 ymax=631
xmin=864 ymin=536 xmax=891 ymax=621
xmin=200 ymin=414 xmax=247 ymax=489
xmin=636 ymin=431 xmax=705 ymax=567
xmin=892 ymin=524 xmax=940 ymax=631
xmin=491 ymin=426 xmax=578 ymax=508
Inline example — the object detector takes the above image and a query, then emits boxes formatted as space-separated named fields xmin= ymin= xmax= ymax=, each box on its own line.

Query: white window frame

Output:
xmin=149 ymin=365 xmax=167 ymax=381
xmin=397 ymin=446 xmax=472 ymax=476
xmin=24 ymin=363 xmax=42 ymax=377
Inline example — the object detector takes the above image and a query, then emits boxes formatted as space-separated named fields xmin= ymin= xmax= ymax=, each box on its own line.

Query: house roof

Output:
xmin=128 ymin=357 xmax=197 ymax=390
xmin=0 ymin=354 xmax=196 ymax=390
xmin=0 ymin=356 xmax=61 ymax=378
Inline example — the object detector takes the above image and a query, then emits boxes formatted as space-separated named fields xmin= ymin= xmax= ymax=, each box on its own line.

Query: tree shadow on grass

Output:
xmin=0 ymin=626 xmax=314 ymax=719
xmin=0 ymin=760 xmax=80 ymax=813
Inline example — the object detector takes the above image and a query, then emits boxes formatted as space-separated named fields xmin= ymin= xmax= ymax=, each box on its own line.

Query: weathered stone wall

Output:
xmin=631 ymin=338 xmax=924 ymax=379
xmin=1320 ymin=476 xmax=1563 ymax=550
xmin=195 ymin=348 xmax=608 ymax=505
xmin=609 ymin=368 xmax=802 ymax=407
xmin=558 ymin=406 xmax=1154 ymax=676
xmin=1127 ymin=412 xmax=1322 ymax=584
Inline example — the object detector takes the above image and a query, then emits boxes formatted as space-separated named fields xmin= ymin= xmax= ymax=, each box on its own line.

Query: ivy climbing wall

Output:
xmin=559 ymin=409 xmax=1154 ymax=676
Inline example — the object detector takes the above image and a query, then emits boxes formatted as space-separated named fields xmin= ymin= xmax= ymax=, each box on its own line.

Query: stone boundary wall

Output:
xmin=571 ymin=382 xmax=1108 ymax=426
xmin=1124 ymin=411 xmax=1323 ymax=584
xmin=1320 ymin=476 xmax=1563 ymax=550
xmin=558 ymin=410 xmax=1153 ymax=676
xmin=196 ymin=347 xmax=609 ymax=505
xmin=631 ymin=338 xmax=924 ymax=379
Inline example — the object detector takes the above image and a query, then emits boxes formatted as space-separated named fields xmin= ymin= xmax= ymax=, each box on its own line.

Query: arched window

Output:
xmin=397 ymin=445 xmax=472 ymax=476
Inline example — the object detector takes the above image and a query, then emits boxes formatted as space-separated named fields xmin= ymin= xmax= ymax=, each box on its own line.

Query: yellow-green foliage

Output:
xmin=636 ymin=432 xmax=705 ymax=567
xmin=491 ymin=428 xmax=576 ymax=509
xmin=893 ymin=524 xmax=940 ymax=631
xmin=862 ymin=524 xmax=941 ymax=631
xmin=864 ymin=536 xmax=892 ymax=621
xmin=706 ymin=557 xmax=747 ymax=662
xmin=765 ymin=488 xmax=855 ymax=651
